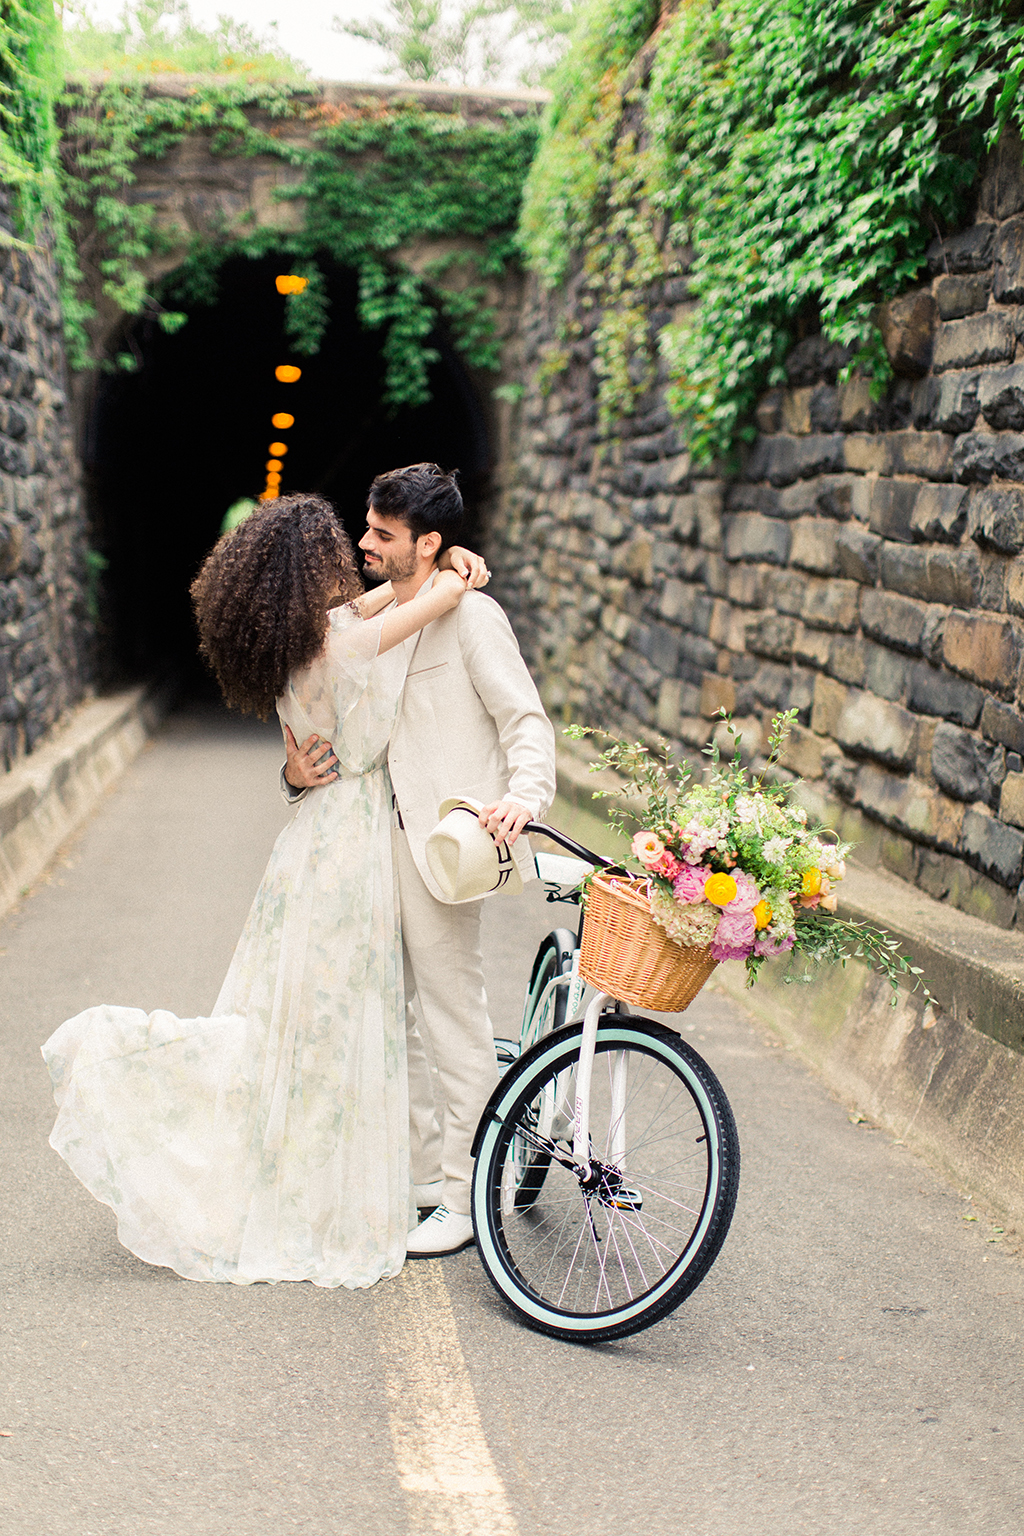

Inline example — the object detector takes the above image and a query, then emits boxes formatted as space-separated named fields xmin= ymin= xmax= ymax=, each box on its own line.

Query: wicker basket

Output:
xmin=579 ymin=873 xmax=718 ymax=1013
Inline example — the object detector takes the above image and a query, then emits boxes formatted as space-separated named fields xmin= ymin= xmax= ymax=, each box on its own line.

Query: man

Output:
xmin=282 ymin=464 xmax=556 ymax=1256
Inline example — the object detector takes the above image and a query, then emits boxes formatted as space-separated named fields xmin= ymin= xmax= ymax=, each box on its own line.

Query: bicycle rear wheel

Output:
xmin=472 ymin=1016 xmax=739 ymax=1342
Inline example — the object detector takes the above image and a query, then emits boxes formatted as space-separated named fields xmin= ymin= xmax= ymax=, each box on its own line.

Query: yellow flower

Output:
xmin=752 ymin=899 xmax=772 ymax=930
xmin=704 ymin=872 xmax=738 ymax=907
xmin=801 ymin=867 xmax=822 ymax=897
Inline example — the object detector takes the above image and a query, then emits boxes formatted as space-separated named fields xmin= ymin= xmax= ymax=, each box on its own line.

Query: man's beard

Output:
xmin=363 ymin=547 xmax=419 ymax=584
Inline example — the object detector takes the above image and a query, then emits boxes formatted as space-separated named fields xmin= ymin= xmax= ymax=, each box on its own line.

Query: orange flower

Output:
xmin=271 ymin=413 xmax=294 ymax=429
xmin=752 ymin=899 xmax=772 ymax=930
xmin=275 ymin=365 xmax=301 ymax=383
xmin=704 ymin=873 xmax=738 ymax=907
xmin=801 ymin=868 xmax=822 ymax=898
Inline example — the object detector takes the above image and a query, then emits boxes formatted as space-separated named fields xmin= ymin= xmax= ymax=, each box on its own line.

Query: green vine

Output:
xmin=522 ymin=0 xmax=1024 ymax=459
xmin=58 ymin=77 xmax=539 ymax=405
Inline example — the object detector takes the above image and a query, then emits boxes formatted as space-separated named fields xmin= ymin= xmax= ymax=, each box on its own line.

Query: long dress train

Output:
xmin=42 ymin=606 xmax=411 ymax=1288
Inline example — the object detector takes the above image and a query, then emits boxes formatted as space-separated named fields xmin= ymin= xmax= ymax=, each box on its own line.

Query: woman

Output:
xmin=42 ymin=493 xmax=480 ymax=1289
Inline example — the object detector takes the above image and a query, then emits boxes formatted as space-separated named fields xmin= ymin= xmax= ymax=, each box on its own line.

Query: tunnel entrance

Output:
xmin=85 ymin=252 xmax=492 ymax=687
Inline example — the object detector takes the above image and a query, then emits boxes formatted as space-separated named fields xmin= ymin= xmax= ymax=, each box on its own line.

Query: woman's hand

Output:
xmin=440 ymin=546 xmax=490 ymax=589
xmin=283 ymin=724 xmax=338 ymax=789
xmin=433 ymin=568 xmax=470 ymax=609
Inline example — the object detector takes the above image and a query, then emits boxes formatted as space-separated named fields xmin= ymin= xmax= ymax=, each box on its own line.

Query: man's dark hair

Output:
xmin=368 ymin=462 xmax=465 ymax=551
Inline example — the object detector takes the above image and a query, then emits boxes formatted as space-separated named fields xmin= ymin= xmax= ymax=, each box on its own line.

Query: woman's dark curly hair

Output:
xmin=191 ymin=493 xmax=362 ymax=719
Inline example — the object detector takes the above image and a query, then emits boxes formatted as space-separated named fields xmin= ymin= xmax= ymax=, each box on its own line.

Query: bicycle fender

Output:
xmin=471 ymin=1013 xmax=680 ymax=1158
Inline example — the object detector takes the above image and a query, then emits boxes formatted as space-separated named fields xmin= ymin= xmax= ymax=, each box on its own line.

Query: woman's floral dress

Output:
xmin=42 ymin=606 xmax=411 ymax=1289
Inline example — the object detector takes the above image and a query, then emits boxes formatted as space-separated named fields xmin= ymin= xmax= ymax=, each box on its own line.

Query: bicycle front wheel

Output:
xmin=472 ymin=1016 xmax=740 ymax=1343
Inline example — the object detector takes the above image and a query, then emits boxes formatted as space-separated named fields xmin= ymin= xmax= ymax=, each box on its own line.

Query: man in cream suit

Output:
xmin=283 ymin=463 xmax=556 ymax=1256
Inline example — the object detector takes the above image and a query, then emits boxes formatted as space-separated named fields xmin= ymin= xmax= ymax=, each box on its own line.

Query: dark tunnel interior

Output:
xmin=84 ymin=252 xmax=492 ymax=690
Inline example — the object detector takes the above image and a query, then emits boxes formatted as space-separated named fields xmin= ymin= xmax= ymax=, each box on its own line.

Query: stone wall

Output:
xmin=0 ymin=191 xmax=93 ymax=771
xmin=488 ymin=133 xmax=1024 ymax=933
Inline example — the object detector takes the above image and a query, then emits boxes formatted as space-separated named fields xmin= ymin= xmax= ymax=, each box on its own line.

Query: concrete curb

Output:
xmin=0 ymin=686 xmax=170 ymax=922
xmin=554 ymin=745 xmax=1024 ymax=1231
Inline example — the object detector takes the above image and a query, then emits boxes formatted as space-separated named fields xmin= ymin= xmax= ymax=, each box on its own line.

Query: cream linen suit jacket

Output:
xmin=389 ymin=589 xmax=556 ymax=903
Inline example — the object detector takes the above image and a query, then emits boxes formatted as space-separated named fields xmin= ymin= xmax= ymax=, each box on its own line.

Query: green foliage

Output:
xmin=336 ymin=0 xmax=575 ymax=89
xmin=0 ymin=0 xmax=63 ymax=233
xmin=523 ymin=0 xmax=1024 ymax=460
xmin=58 ymin=63 xmax=539 ymax=403
xmin=62 ymin=0 xmax=310 ymax=82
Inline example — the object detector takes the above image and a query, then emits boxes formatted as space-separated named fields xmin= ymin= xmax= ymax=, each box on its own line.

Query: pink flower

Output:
xmin=654 ymin=850 xmax=682 ymax=880
xmin=673 ymin=865 xmax=709 ymax=904
xmin=710 ymin=908 xmax=757 ymax=962
xmin=632 ymin=830 xmax=665 ymax=868
xmin=754 ymin=931 xmax=795 ymax=958
xmin=724 ymin=869 xmax=760 ymax=914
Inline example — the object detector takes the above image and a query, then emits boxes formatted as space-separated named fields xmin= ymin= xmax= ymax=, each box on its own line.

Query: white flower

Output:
xmin=762 ymin=836 xmax=792 ymax=866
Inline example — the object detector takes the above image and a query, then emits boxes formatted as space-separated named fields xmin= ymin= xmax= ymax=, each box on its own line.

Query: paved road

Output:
xmin=2 ymin=702 xmax=1023 ymax=1536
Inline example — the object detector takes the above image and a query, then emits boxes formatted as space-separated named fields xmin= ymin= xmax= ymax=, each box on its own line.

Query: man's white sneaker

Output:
xmin=406 ymin=1205 xmax=475 ymax=1258
xmin=413 ymin=1180 xmax=444 ymax=1213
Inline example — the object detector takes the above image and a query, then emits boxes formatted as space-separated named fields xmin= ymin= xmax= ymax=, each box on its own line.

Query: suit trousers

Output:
xmin=395 ymin=829 xmax=500 ymax=1217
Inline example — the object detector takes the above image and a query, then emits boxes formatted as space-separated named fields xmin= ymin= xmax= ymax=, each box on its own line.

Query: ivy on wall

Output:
xmin=521 ymin=0 xmax=1024 ymax=460
xmin=59 ymin=77 xmax=539 ymax=404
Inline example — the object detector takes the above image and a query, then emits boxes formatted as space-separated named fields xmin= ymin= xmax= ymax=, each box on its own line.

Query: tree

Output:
xmin=334 ymin=0 xmax=575 ymax=89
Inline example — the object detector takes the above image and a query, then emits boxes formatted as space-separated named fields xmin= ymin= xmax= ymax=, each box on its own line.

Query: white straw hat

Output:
xmin=425 ymin=796 xmax=524 ymax=902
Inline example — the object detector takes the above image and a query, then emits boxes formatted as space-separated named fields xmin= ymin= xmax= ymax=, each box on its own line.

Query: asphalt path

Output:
xmin=2 ymin=701 xmax=1023 ymax=1536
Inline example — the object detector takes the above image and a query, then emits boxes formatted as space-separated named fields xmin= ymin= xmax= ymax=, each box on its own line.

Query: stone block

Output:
xmin=994 ymin=215 xmax=1024 ymax=303
xmin=943 ymin=609 xmax=1024 ymax=695
xmin=811 ymin=673 xmax=848 ymax=737
xmin=877 ymin=290 xmax=936 ymax=376
xmin=852 ymin=764 xmax=957 ymax=846
xmin=760 ymin=567 xmax=809 ymax=615
xmin=776 ymin=479 xmax=822 ymax=517
xmin=932 ymin=312 xmax=1014 ymax=372
xmin=829 ymin=633 xmax=867 ymax=685
xmin=788 ymin=664 xmax=816 ymax=717
xmin=752 ymin=660 xmax=791 ymax=707
xmin=926 ymin=222 xmax=996 ymax=273
xmin=835 ymin=523 xmax=881 ymax=583
xmin=745 ymin=611 xmax=797 ymax=661
xmin=754 ymin=390 xmax=783 ymax=434
xmin=867 ymin=479 xmax=918 ymax=542
xmin=656 ymin=677 xmax=684 ymax=735
xmin=779 ymin=721 xmax=826 ymax=779
xmin=723 ymin=512 xmax=791 ymax=565
xmin=668 ymin=493 xmax=697 ymax=540
xmin=967 ymin=485 xmax=1024 ymax=555
xmin=907 ymin=661 xmax=984 ymax=726
xmin=838 ymin=377 xmax=876 ymax=431
xmin=880 ymin=829 xmax=919 ymax=883
xmin=979 ymin=126 xmax=1024 ymax=218
xmin=836 ymin=690 xmax=917 ymax=768
xmin=910 ymin=482 xmax=968 ymax=543
xmin=781 ymin=387 xmax=813 ymax=435
xmin=809 ymin=385 xmax=840 ymax=432
xmin=961 ymin=806 xmax=1024 ymax=887
xmin=931 ymin=720 xmax=1003 ymax=806
xmin=919 ymin=370 xmax=980 ymax=434
xmin=800 ymin=576 xmax=860 ymax=632
xmin=658 ymin=578 xmax=696 ymax=625
xmin=844 ymin=436 xmax=892 ymax=474
xmin=952 ymin=430 xmax=1024 ymax=483
xmin=725 ymin=564 xmax=762 ymax=606
xmin=789 ymin=516 xmax=838 ymax=573
xmin=978 ymin=363 xmax=1024 ymax=430
xmin=677 ymin=630 xmax=720 ymax=675
xmin=860 ymin=588 xmax=928 ymax=653
xmin=923 ymin=546 xmax=980 ymax=608
xmin=699 ymin=673 xmax=736 ymax=718
xmin=999 ymin=770 xmax=1024 ymax=829
xmin=886 ymin=431 xmax=954 ymax=480
xmin=792 ymin=622 xmax=832 ymax=669
xmin=934 ymin=272 xmax=991 ymax=319
xmin=981 ymin=696 xmax=1024 ymax=755
xmin=879 ymin=542 xmax=929 ymax=601
xmin=1006 ymin=558 xmax=1024 ymax=618
xmin=864 ymin=641 xmax=910 ymax=702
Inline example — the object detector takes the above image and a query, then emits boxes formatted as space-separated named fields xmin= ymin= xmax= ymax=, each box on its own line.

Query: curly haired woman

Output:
xmin=41 ymin=493 xmax=484 ymax=1289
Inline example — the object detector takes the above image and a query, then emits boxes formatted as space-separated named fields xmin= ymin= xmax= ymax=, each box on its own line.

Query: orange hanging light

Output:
xmin=275 ymin=365 xmax=301 ymax=383
xmin=275 ymin=275 xmax=309 ymax=295
xmin=271 ymin=413 xmax=294 ymax=430
xmin=269 ymin=441 xmax=289 ymax=457
xmin=266 ymin=458 xmax=283 ymax=472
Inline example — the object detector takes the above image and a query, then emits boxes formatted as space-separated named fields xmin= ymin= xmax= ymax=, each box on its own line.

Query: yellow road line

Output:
xmin=373 ymin=1264 xmax=519 ymax=1536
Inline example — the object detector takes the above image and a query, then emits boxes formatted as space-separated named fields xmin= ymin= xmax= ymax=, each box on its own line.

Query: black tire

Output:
xmin=472 ymin=1015 xmax=740 ymax=1343
xmin=511 ymin=929 xmax=576 ymax=1208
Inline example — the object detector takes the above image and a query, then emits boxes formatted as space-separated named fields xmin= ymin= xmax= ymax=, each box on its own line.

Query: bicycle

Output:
xmin=472 ymin=824 xmax=741 ymax=1344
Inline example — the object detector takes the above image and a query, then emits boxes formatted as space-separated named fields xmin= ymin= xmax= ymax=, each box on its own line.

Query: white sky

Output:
xmin=66 ymin=0 xmax=529 ymax=87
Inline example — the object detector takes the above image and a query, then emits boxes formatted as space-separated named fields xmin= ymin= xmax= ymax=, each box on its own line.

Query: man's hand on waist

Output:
xmin=478 ymin=799 xmax=532 ymax=847
xmin=284 ymin=723 xmax=339 ymax=789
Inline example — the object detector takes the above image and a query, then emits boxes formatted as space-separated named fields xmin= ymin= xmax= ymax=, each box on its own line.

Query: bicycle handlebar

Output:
xmin=523 ymin=822 xmax=622 ymax=871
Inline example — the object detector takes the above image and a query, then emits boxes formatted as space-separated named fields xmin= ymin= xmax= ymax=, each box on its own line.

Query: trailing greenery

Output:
xmin=521 ymin=0 xmax=1024 ymax=460
xmin=59 ymin=66 xmax=538 ymax=402
xmin=0 ymin=0 xmax=63 ymax=235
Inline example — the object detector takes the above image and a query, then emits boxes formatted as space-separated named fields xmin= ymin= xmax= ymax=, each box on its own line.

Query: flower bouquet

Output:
xmin=566 ymin=710 xmax=928 ymax=1006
